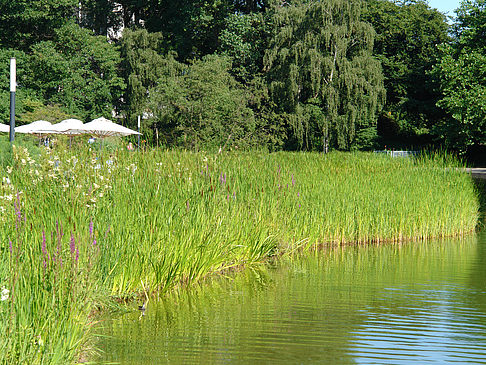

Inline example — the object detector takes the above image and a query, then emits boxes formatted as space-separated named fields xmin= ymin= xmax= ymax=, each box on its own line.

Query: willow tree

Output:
xmin=264 ymin=0 xmax=385 ymax=150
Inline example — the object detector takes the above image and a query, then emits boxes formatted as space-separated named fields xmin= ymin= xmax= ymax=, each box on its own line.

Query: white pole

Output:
xmin=9 ymin=58 xmax=16 ymax=142
xmin=137 ymin=115 xmax=141 ymax=148
xmin=10 ymin=58 xmax=16 ymax=92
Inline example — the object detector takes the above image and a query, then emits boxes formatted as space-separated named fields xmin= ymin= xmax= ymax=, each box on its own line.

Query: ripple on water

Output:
xmin=97 ymin=234 xmax=486 ymax=364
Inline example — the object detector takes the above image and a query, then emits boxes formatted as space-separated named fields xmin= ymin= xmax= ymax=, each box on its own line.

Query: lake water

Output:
xmin=96 ymin=231 xmax=486 ymax=364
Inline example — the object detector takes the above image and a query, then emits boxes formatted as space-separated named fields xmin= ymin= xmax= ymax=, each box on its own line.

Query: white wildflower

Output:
xmin=126 ymin=164 xmax=137 ymax=174
xmin=1 ymin=287 xmax=9 ymax=301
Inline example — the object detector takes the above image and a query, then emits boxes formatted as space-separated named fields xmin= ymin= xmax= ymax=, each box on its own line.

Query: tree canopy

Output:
xmin=363 ymin=0 xmax=450 ymax=146
xmin=149 ymin=54 xmax=256 ymax=150
xmin=432 ymin=0 xmax=486 ymax=153
xmin=264 ymin=0 xmax=385 ymax=150
xmin=0 ymin=0 xmax=483 ymax=158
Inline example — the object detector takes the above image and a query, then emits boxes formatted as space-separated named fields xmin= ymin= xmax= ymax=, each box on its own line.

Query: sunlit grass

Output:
xmin=0 ymin=139 xmax=480 ymax=363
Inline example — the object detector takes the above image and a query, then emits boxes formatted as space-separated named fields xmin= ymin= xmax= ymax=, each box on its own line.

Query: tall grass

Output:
xmin=0 ymin=138 xmax=480 ymax=363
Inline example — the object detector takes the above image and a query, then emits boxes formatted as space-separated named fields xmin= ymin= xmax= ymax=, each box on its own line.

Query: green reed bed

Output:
xmin=0 ymin=144 xmax=480 ymax=363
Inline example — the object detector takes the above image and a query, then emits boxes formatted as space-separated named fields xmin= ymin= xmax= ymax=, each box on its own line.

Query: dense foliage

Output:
xmin=0 ymin=0 xmax=485 ymax=156
xmin=432 ymin=0 xmax=486 ymax=154
xmin=264 ymin=0 xmax=385 ymax=150
xmin=363 ymin=0 xmax=450 ymax=147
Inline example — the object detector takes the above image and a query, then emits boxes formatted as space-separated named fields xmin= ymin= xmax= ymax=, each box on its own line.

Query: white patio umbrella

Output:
xmin=0 ymin=123 xmax=10 ymax=133
xmin=15 ymin=120 xmax=57 ymax=135
xmin=51 ymin=118 xmax=85 ymax=135
xmin=68 ymin=117 xmax=141 ymax=137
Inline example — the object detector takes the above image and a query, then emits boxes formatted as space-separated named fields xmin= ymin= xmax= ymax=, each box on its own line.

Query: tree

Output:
xmin=0 ymin=48 xmax=46 ymax=125
xmin=232 ymin=0 xmax=268 ymax=13
xmin=454 ymin=0 xmax=486 ymax=50
xmin=264 ymin=0 xmax=385 ymax=150
xmin=25 ymin=22 xmax=125 ymax=121
xmin=148 ymin=54 xmax=256 ymax=150
xmin=0 ymin=0 xmax=78 ymax=50
xmin=119 ymin=28 xmax=170 ymax=133
xmin=143 ymin=0 xmax=233 ymax=61
xmin=432 ymin=0 xmax=486 ymax=153
xmin=218 ymin=12 xmax=267 ymax=82
xmin=78 ymin=0 xmax=122 ymax=37
xmin=363 ymin=0 xmax=450 ymax=146
xmin=433 ymin=46 xmax=485 ymax=152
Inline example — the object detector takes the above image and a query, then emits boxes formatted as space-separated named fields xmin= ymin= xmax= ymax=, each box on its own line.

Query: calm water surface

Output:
xmin=97 ymin=232 xmax=486 ymax=364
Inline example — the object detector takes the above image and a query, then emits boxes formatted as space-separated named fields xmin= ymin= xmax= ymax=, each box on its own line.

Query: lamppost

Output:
xmin=9 ymin=58 xmax=16 ymax=142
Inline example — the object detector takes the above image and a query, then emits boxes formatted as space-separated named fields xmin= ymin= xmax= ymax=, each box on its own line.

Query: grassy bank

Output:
xmin=0 ymin=143 xmax=480 ymax=363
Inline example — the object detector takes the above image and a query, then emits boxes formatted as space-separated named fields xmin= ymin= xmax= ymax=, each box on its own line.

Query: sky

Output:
xmin=427 ymin=0 xmax=462 ymax=17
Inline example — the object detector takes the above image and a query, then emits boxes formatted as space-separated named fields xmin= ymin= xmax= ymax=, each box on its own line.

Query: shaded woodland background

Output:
xmin=0 ymin=0 xmax=484 ymax=162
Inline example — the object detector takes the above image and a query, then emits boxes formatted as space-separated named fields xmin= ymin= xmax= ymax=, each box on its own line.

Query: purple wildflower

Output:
xmin=93 ymin=238 xmax=97 ymax=247
xmin=75 ymin=248 xmax=79 ymax=263
xmin=291 ymin=174 xmax=295 ymax=186
xmin=9 ymin=240 xmax=12 ymax=254
xmin=14 ymin=193 xmax=21 ymax=217
xmin=42 ymin=231 xmax=47 ymax=256
xmin=14 ymin=195 xmax=21 ymax=228
xmin=89 ymin=219 xmax=93 ymax=238
xmin=70 ymin=233 xmax=76 ymax=255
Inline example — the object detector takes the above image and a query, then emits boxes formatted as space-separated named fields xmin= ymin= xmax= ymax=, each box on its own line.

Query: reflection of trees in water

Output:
xmin=473 ymin=179 xmax=486 ymax=224
xmin=468 ymin=231 xmax=486 ymax=315
xmin=98 ymin=236 xmax=482 ymax=364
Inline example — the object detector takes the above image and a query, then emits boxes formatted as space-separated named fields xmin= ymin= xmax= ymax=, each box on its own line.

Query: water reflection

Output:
xmin=97 ymin=234 xmax=486 ymax=364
